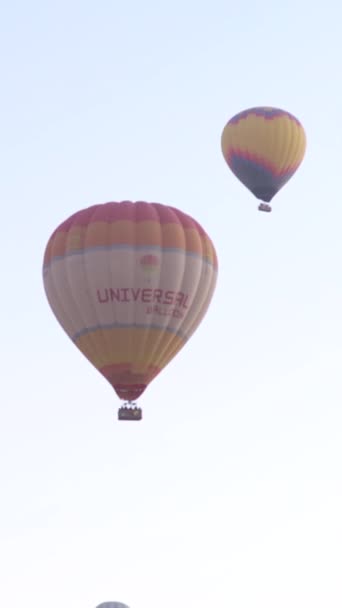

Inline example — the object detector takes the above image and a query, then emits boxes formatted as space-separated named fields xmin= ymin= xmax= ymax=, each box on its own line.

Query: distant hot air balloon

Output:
xmin=96 ymin=603 xmax=130 ymax=608
xmin=221 ymin=106 xmax=306 ymax=212
xmin=43 ymin=201 xmax=218 ymax=421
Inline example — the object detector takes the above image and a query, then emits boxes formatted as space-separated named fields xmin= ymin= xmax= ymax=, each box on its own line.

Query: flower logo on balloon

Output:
xmin=139 ymin=254 xmax=160 ymax=281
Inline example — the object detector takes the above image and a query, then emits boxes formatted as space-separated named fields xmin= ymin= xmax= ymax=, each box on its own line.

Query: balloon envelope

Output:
xmin=221 ymin=106 xmax=306 ymax=202
xmin=43 ymin=201 xmax=218 ymax=403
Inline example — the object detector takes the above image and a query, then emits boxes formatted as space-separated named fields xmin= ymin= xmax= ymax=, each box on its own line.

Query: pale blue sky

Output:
xmin=1 ymin=1 xmax=342 ymax=607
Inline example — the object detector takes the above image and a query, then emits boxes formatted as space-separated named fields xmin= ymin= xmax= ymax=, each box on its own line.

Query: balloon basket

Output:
xmin=258 ymin=203 xmax=272 ymax=213
xmin=118 ymin=405 xmax=143 ymax=421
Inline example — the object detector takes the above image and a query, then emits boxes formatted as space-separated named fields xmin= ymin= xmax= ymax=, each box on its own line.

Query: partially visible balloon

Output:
xmin=43 ymin=201 xmax=218 ymax=418
xmin=96 ymin=603 xmax=130 ymax=608
xmin=221 ymin=106 xmax=306 ymax=211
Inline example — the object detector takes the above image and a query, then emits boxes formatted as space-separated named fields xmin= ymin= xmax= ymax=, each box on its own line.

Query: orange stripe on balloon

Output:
xmin=44 ymin=224 xmax=217 ymax=268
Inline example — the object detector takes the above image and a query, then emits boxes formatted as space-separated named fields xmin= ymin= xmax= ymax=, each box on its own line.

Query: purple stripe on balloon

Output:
xmin=228 ymin=107 xmax=301 ymax=126
xmin=228 ymin=154 xmax=297 ymax=202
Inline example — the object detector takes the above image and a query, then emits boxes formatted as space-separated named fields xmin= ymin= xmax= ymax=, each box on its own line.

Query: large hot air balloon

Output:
xmin=221 ymin=106 xmax=306 ymax=212
xmin=43 ymin=201 xmax=218 ymax=420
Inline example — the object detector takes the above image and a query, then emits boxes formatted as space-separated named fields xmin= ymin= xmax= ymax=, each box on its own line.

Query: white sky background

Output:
xmin=1 ymin=0 xmax=342 ymax=606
